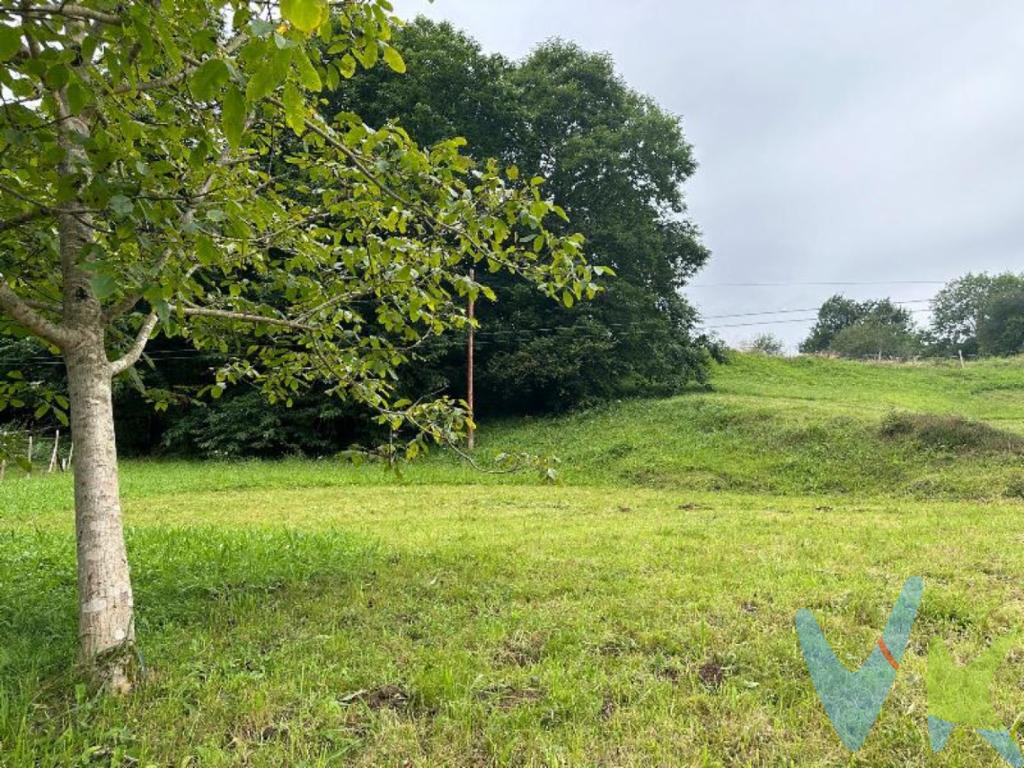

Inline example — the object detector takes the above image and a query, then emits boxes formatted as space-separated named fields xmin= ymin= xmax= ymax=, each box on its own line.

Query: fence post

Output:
xmin=48 ymin=429 xmax=60 ymax=473
xmin=26 ymin=434 xmax=33 ymax=473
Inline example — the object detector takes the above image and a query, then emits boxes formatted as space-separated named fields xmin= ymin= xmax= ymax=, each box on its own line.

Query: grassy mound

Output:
xmin=879 ymin=411 xmax=1024 ymax=453
xmin=457 ymin=353 xmax=1024 ymax=499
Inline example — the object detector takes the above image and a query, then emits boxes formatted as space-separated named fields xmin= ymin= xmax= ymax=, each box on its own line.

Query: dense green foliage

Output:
xmin=929 ymin=272 xmax=1024 ymax=355
xmin=326 ymin=20 xmax=714 ymax=414
xmin=800 ymin=296 xmax=920 ymax=357
xmin=977 ymin=290 xmax=1024 ymax=357
xmin=0 ymin=0 xmax=599 ymax=465
xmin=0 ymin=16 xmax=713 ymax=456
xmin=3 ymin=353 xmax=1024 ymax=765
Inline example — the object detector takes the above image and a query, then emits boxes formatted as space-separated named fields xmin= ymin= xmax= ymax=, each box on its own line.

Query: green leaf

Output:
xmin=354 ymin=41 xmax=378 ymax=70
xmin=109 ymin=195 xmax=134 ymax=216
xmin=222 ymin=84 xmax=245 ymax=149
xmin=337 ymin=54 xmax=357 ymax=79
xmin=282 ymin=82 xmax=306 ymax=136
xmin=90 ymin=274 xmax=117 ymax=300
xmin=0 ymin=25 xmax=21 ymax=62
xmin=66 ymin=80 xmax=92 ymax=115
xmin=196 ymin=234 xmax=218 ymax=265
xmin=246 ymin=57 xmax=285 ymax=102
xmin=382 ymin=45 xmax=406 ymax=74
xmin=190 ymin=58 xmax=229 ymax=101
xmin=154 ymin=16 xmax=182 ymax=68
xmin=280 ymin=0 xmax=327 ymax=33
xmin=44 ymin=64 xmax=70 ymax=90
xmin=294 ymin=49 xmax=322 ymax=91
xmin=154 ymin=299 xmax=170 ymax=326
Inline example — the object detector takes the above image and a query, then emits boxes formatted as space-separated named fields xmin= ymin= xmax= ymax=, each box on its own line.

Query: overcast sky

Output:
xmin=395 ymin=1 xmax=1024 ymax=349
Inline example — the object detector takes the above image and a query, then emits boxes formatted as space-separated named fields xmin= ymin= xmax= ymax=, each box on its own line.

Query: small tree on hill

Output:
xmin=830 ymin=320 xmax=921 ymax=359
xmin=977 ymin=291 xmax=1024 ymax=357
xmin=800 ymin=295 xmax=917 ymax=356
xmin=0 ymin=0 xmax=598 ymax=691
xmin=930 ymin=272 xmax=1024 ymax=356
xmin=744 ymin=333 xmax=785 ymax=356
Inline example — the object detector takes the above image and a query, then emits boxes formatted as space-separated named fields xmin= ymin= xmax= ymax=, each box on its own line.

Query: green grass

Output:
xmin=1 ymin=354 xmax=1024 ymax=766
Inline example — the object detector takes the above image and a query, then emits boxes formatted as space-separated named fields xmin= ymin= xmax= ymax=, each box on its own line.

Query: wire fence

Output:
xmin=0 ymin=427 xmax=72 ymax=480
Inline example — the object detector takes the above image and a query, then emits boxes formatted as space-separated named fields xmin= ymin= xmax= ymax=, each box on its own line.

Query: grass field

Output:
xmin=1 ymin=354 xmax=1023 ymax=766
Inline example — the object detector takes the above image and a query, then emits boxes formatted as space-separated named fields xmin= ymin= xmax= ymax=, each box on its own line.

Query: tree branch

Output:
xmin=109 ymin=311 xmax=159 ymax=376
xmin=180 ymin=306 xmax=313 ymax=332
xmin=110 ymin=34 xmax=248 ymax=95
xmin=1 ymin=4 xmax=122 ymax=25
xmin=0 ymin=279 xmax=73 ymax=348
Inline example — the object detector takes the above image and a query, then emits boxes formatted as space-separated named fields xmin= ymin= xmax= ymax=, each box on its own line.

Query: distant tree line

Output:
xmin=0 ymin=18 xmax=718 ymax=458
xmin=799 ymin=272 xmax=1024 ymax=360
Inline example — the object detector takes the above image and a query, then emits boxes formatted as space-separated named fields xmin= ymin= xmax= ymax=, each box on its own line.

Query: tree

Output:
xmin=977 ymin=291 xmax=1024 ymax=357
xmin=799 ymin=295 xmax=865 ymax=353
xmin=929 ymin=272 xmax=1024 ymax=356
xmin=0 ymin=0 xmax=597 ymax=690
xmin=830 ymin=320 xmax=921 ymax=359
xmin=744 ymin=333 xmax=785 ymax=356
xmin=800 ymin=296 xmax=918 ymax=356
xmin=332 ymin=25 xmax=713 ymax=414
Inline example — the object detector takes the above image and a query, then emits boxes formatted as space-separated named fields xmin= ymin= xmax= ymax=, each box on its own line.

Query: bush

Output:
xmin=830 ymin=320 xmax=921 ymax=359
xmin=1004 ymin=476 xmax=1024 ymax=500
xmin=879 ymin=412 xmax=1024 ymax=454
xmin=743 ymin=333 xmax=785 ymax=356
xmin=159 ymin=390 xmax=377 ymax=459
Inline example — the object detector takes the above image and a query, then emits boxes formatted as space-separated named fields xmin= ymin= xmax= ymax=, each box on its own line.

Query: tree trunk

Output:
xmin=65 ymin=329 xmax=135 ymax=693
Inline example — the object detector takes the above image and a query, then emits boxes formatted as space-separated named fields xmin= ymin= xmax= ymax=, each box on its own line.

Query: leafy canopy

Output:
xmin=929 ymin=272 xmax=1024 ymax=356
xmin=333 ymin=24 xmax=712 ymax=414
xmin=0 ymin=0 xmax=599 ymax=456
xmin=799 ymin=295 xmax=918 ymax=356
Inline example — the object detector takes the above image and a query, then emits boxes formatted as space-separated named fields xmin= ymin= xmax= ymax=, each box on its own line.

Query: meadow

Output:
xmin=1 ymin=354 xmax=1023 ymax=766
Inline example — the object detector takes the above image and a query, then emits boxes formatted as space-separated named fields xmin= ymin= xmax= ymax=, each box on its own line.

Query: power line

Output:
xmin=701 ymin=299 xmax=932 ymax=320
xmin=701 ymin=308 xmax=932 ymax=331
xmin=688 ymin=280 xmax=946 ymax=288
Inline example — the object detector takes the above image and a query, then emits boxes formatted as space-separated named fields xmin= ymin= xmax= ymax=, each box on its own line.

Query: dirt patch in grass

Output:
xmin=697 ymin=659 xmax=726 ymax=691
xmin=495 ymin=631 xmax=546 ymax=666
xmin=879 ymin=411 xmax=1024 ymax=454
xmin=340 ymin=685 xmax=411 ymax=711
xmin=476 ymin=683 xmax=544 ymax=709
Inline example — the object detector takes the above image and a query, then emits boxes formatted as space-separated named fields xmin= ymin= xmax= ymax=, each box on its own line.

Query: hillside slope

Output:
xmin=470 ymin=353 xmax=1024 ymax=499
xmin=4 ymin=354 xmax=1021 ymax=514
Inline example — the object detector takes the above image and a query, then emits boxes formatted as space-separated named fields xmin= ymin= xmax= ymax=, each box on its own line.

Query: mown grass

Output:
xmin=1 ymin=354 xmax=1023 ymax=766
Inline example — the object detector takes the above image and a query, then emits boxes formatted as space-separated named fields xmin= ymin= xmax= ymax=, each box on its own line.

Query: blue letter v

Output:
xmin=796 ymin=577 xmax=923 ymax=751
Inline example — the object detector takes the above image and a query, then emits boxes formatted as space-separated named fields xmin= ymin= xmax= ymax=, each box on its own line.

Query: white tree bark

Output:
xmin=65 ymin=331 xmax=135 ymax=693
xmin=57 ymin=112 xmax=136 ymax=691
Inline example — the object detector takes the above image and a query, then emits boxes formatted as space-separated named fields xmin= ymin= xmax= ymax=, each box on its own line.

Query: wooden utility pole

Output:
xmin=467 ymin=268 xmax=475 ymax=451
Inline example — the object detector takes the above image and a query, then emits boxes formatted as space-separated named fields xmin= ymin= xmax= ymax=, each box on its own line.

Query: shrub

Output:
xmin=1004 ymin=476 xmax=1024 ymax=500
xmin=743 ymin=333 xmax=785 ymax=356
xmin=830 ymin=320 xmax=922 ymax=359
xmin=879 ymin=412 xmax=1024 ymax=454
